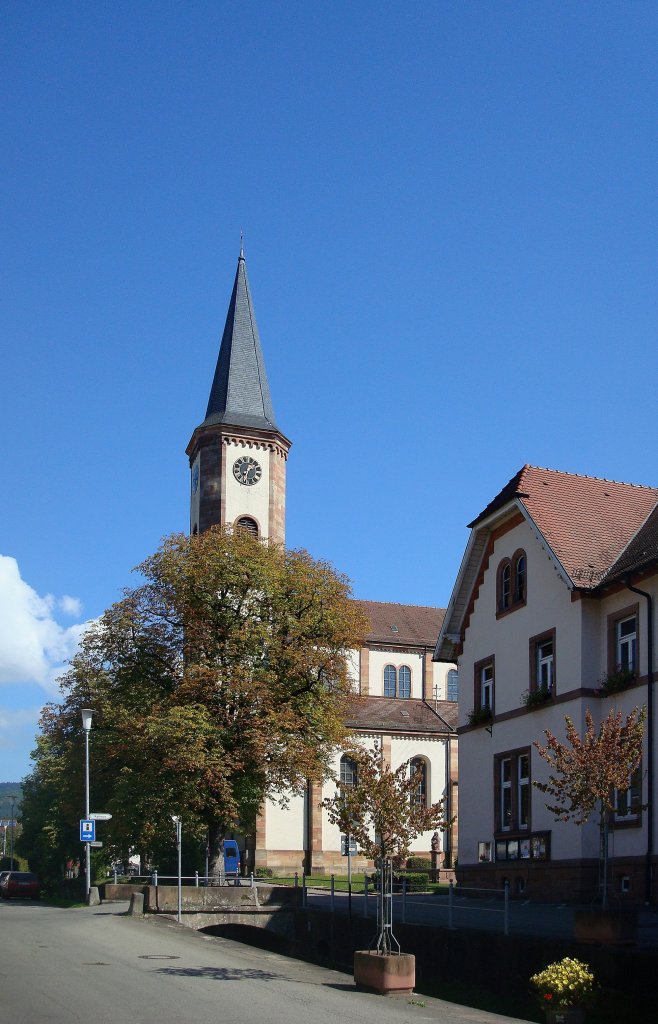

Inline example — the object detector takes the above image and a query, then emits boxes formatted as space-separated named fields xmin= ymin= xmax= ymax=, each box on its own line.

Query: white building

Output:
xmin=186 ymin=250 xmax=458 ymax=875
xmin=435 ymin=465 xmax=658 ymax=904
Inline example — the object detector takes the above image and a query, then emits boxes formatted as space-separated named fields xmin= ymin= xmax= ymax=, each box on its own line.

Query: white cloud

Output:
xmin=59 ymin=595 xmax=82 ymax=617
xmin=0 ymin=706 xmax=43 ymax=750
xmin=0 ymin=556 xmax=91 ymax=694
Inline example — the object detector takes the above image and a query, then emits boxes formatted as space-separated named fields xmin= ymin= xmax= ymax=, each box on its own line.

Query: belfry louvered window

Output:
xmin=236 ymin=516 xmax=259 ymax=538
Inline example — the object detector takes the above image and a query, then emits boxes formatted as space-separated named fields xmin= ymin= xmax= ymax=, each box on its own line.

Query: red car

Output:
xmin=0 ymin=871 xmax=41 ymax=899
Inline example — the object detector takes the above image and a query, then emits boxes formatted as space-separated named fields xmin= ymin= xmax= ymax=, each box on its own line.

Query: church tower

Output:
xmin=186 ymin=250 xmax=291 ymax=543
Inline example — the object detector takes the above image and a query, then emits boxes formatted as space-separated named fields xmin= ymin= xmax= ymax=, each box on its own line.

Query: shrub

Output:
xmin=254 ymin=867 xmax=273 ymax=878
xmin=599 ymin=668 xmax=636 ymax=696
xmin=522 ymin=685 xmax=552 ymax=708
xmin=467 ymin=706 xmax=493 ymax=727
xmin=393 ymin=871 xmax=429 ymax=892
xmin=406 ymin=857 xmax=432 ymax=871
xmin=529 ymin=957 xmax=597 ymax=1009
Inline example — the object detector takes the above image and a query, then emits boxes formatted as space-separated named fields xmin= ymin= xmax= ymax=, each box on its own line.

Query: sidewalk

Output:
xmin=138 ymin=905 xmax=538 ymax=1024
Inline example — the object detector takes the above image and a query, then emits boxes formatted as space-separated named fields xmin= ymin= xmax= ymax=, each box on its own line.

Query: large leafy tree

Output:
xmin=22 ymin=527 xmax=367 ymax=881
xmin=534 ymin=706 xmax=645 ymax=907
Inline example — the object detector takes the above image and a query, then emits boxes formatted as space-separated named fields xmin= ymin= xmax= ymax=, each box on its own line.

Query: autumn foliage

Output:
xmin=322 ymin=743 xmax=450 ymax=862
xmin=21 ymin=527 xmax=368 ymax=878
xmin=533 ymin=706 xmax=646 ymax=825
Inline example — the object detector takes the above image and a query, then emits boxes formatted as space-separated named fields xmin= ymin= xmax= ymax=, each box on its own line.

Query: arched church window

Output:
xmin=399 ymin=665 xmax=412 ymax=699
xmin=410 ymin=757 xmax=428 ymax=807
xmin=383 ymin=664 xmax=397 ymax=697
xmin=339 ymin=755 xmax=358 ymax=788
xmin=236 ymin=516 xmax=259 ymax=538
xmin=447 ymin=669 xmax=459 ymax=702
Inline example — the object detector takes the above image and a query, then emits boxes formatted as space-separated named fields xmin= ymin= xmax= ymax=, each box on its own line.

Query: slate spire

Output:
xmin=203 ymin=250 xmax=278 ymax=431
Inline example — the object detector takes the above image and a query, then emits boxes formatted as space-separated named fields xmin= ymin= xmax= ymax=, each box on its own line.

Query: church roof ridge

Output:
xmin=356 ymin=598 xmax=445 ymax=612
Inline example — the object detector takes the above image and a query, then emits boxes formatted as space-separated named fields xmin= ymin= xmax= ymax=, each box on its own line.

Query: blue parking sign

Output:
xmin=80 ymin=819 xmax=95 ymax=842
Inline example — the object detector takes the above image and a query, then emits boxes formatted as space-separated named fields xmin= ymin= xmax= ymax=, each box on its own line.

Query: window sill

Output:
xmin=496 ymin=599 xmax=527 ymax=621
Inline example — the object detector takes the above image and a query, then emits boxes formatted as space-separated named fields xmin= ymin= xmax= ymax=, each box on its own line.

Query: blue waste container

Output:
xmin=223 ymin=840 xmax=241 ymax=883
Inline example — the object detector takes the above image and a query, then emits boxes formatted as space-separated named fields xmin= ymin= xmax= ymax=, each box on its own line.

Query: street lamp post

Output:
xmin=81 ymin=708 xmax=94 ymax=899
xmin=172 ymin=815 xmax=182 ymax=923
xmin=9 ymin=795 xmax=16 ymax=870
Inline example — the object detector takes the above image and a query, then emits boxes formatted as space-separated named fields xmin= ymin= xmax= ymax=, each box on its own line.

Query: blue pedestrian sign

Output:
xmin=80 ymin=819 xmax=95 ymax=842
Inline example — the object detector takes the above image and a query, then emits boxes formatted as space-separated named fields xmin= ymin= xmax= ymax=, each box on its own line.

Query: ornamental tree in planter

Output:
xmin=322 ymin=742 xmax=450 ymax=995
xmin=534 ymin=706 xmax=645 ymax=912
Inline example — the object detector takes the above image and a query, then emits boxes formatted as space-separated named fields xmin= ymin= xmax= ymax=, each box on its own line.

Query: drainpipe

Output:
xmin=625 ymin=577 xmax=654 ymax=904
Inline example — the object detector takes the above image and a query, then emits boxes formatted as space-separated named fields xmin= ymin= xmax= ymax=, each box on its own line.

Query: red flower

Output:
xmin=543 ymin=994 xmax=553 ymax=1001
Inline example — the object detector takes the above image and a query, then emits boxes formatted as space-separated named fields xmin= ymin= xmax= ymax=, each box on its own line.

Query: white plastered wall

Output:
xmin=368 ymin=649 xmax=425 ymax=698
xmin=320 ymin=733 xmax=450 ymax=856
xmin=224 ymin=441 xmax=272 ymax=539
xmin=458 ymin=517 xmax=595 ymax=865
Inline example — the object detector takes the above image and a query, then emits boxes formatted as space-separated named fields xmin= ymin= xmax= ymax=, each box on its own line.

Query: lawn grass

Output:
xmin=263 ymin=874 xmax=448 ymax=894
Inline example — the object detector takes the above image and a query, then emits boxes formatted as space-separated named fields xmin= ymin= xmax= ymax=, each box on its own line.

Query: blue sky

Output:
xmin=1 ymin=2 xmax=656 ymax=782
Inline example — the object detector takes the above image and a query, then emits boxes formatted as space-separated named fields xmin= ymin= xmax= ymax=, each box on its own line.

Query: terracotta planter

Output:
xmin=545 ymin=1007 xmax=586 ymax=1024
xmin=353 ymin=950 xmax=415 ymax=996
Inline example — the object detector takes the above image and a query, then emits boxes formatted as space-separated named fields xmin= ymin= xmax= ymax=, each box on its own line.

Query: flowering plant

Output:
xmin=529 ymin=957 xmax=597 ymax=1009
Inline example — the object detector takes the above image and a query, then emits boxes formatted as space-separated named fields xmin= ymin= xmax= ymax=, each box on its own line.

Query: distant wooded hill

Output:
xmin=0 ymin=783 xmax=22 ymax=819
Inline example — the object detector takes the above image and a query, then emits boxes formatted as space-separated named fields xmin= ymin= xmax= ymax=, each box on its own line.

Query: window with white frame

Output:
xmin=617 ymin=615 xmax=637 ymax=673
xmin=536 ymin=637 xmax=554 ymax=691
xmin=500 ymin=757 xmax=513 ymax=830
xmin=614 ymin=766 xmax=641 ymax=823
xmin=496 ymin=748 xmax=531 ymax=833
xmin=481 ymin=663 xmax=494 ymax=710
xmin=383 ymin=664 xmax=396 ymax=697
xmin=529 ymin=629 xmax=556 ymax=696
xmin=518 ymin=753 xmax=530 ymax=828
xmin=447 ymin=669 xmax=459 ymax=702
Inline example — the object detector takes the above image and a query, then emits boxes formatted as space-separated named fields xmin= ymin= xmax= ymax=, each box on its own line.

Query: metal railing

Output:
xmin=106 ymin=870 xmax=256 ymax=888
xmin=301 ymin=875 xmax=511 ymax=935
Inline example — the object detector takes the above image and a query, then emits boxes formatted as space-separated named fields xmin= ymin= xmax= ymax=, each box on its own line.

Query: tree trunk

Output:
xmin=207 ymin=821 xmax=226 ymax=882
xmin=599 ymin=810 xmax=610 ymax=910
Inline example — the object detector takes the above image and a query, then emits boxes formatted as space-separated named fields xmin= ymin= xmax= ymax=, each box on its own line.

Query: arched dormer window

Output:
xmin=384 ymin=664 xmax=397 ymax=697
xmin=409 ymin=757 xmax=428 ymax=807
xmin=497 ymin=560 xmax=512 ymax=612
xmin=236 ymin=516 xmax=259 ymax=538
xmin=514 ymin=552 xmax=526 ymax=604
xmin=497 ymin=550 xmax=527 ymax=616
xmin=339 ymin=754 xmax=358 ymax=788
xmin=398 ymin=665 xmax=412 ymax=699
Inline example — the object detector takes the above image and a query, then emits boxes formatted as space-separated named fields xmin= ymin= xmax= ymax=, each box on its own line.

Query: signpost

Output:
xmin=89 ymin=813 xmax=112 ymax=821
xmin=80 ymin=819 xmax=95 ymax=843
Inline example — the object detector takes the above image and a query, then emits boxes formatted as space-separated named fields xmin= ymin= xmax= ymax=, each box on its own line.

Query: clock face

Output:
xmin=233 ymin=455 xmax=262 ymax=486
xmin=191 ymin=464 xmax=200 ymax=495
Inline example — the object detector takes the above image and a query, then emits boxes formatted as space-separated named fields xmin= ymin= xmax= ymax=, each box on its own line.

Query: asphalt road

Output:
xmin=0 ymin=898 xmax=534 ymax=1024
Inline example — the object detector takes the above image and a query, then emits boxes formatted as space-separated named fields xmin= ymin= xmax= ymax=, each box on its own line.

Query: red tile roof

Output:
xmin=355 ymin=600 xmax=445 ymax=647
xmin=474 ymin=465 xmax=658 ymax=588
xmin=344 ymin=696 xmax=457 ymax=734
